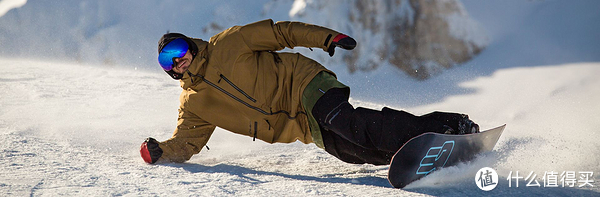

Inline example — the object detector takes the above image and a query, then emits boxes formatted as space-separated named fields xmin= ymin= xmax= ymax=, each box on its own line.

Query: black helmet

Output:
xmin=158 ymin=33 xmax=199 ymax=79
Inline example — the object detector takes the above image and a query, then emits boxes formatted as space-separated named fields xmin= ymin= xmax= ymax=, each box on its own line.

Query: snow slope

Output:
xmin=1 ymin=60 xmax=599 ymax=196
xmin=1 ymin=0 xmax=600 ymax=196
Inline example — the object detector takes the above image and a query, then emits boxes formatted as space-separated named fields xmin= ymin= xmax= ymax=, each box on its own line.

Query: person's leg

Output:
xmin=312 ymin=88 xmax=478 ymax=153
xmin=320 ymin=125 xmax=395 ymax=165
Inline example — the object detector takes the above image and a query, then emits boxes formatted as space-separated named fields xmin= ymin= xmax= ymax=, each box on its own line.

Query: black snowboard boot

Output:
xmin=459 ymin=118 xmax=480 ymax=134
xmin=421 ymin=112 xmax=480 ymax=134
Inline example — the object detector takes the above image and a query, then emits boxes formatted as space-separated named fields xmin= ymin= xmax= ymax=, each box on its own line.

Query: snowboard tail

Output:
xmin=388 ymin=124 xmax=506 ymax=188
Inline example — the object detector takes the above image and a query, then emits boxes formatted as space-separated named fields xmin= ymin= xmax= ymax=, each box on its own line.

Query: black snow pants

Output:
xmin=313 ymin=88 xmax=469 ymax=165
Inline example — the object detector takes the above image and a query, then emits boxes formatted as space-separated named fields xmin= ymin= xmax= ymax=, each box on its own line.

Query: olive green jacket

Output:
xmin=158 ymin=19 xmax=341 ymax=162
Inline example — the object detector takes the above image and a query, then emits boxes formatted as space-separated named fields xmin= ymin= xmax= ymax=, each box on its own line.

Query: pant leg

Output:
xmin=320 ymin=125 xmax=395 ymax=165
xmin=313 ymin=88 xmax=457 ymax=154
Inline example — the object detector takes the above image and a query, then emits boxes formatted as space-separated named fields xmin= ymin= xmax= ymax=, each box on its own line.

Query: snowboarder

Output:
xmin=140 ymin=19 xmax=479 ymax=165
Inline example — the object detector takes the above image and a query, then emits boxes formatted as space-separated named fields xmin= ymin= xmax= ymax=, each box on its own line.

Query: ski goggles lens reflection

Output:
xmin=158 ymin=38 xmax=189 ymax=71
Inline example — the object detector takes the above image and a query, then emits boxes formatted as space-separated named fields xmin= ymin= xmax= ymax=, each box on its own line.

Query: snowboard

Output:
xmin=388 ymin=124 xmax=506 ymax=188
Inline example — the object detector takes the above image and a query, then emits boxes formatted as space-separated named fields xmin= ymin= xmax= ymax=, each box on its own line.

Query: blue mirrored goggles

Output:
xmin=158 ymin=38 xmax=189 ymax=71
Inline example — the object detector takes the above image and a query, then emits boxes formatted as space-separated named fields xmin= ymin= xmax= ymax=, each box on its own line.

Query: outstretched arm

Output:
xmin=141 ymin=107 xmax=215 ymax=164
xmin=213 ymin=19 xmax=355 ymax=55
xmin=158 ymin=117 xmax=215 ymax=163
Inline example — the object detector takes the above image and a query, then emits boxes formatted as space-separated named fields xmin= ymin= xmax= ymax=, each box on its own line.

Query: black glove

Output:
xmin=327 ymin=34 xmax=356 ymax=57
xmin=140 ymin=137 xmax=163 ymax=164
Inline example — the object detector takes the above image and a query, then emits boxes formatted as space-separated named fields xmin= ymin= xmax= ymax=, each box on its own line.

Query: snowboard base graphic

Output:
xmin=388 ymin=124 xmax=506 ymax=188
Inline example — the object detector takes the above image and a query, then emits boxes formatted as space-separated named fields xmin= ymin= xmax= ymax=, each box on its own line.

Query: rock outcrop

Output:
xmin=288 ymin=0 xmax=488 ymax=80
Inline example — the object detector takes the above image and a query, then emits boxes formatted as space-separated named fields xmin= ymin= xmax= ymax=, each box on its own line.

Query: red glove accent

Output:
xmin=332 ymin=34 xmax=349 ymax=43
xmin=140 ymin=142 xmax=153 ymax=164
xmin=327 ymin=34 xmax=356 ymax=57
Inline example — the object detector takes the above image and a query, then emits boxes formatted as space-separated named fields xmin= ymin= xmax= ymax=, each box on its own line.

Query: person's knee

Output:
xmin=312 ymin=88 xmax=352 ymax=125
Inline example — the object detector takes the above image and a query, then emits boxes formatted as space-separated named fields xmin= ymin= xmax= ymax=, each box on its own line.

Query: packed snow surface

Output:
xmin=1 ymin=59 xmax=598 ymax=196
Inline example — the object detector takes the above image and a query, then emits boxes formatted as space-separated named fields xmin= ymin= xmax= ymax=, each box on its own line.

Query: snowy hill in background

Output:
xmin=1 ymin=0 xmax=600 ymax=196
xmin=1 ymin=0 xmax=599 ymax=104
xmin=0 ymin=0 xmax=487 ymax=80
xmin=282 ymin=0 xmax=489 ymax=80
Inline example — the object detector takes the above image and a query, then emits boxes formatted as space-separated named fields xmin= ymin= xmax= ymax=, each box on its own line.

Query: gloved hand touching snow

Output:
xmin=140 ymin=137 xmax=163 ymax=164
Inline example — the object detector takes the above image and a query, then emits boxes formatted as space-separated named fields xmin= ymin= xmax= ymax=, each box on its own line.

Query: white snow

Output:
xmin=443 ymin=3 xmax=490 ymax=51
xmin=0 ymin=0 xmax=25 ymax=17
xmin=1 ymin=0 xmax=600 ymax=196
xmin=289 ymin=0 xmax=307 ymax=17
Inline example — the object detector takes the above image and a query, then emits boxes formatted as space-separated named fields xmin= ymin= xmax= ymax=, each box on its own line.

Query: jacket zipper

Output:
xmin=219 ymin=74 xmax=256 ymax=103
xmin=188 ymin=73 xmax=305 ymax=120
